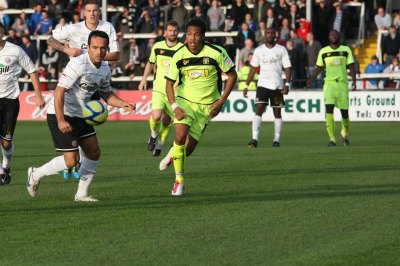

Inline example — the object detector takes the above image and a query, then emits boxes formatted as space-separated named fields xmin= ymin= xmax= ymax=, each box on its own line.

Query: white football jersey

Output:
xmin=52 ymin=20 xmax=119 ymax=54
xmin=0 ymin=42 xmax=36 ymax=99
xmin=251 ymin=44 xmax=291 ymax=90
xmin=47 ymin=53 xmax=112 ymax=118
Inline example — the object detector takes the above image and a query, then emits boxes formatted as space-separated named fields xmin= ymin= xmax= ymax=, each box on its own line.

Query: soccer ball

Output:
xmin=82 ymin=100 xmax=108 ymax=126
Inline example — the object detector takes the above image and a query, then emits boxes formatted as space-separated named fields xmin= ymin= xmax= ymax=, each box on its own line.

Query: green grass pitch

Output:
xmin=1 ymin=121 xmax=400 ymax=265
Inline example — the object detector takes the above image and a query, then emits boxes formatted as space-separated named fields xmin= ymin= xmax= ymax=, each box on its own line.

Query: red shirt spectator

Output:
xmin=296 ymin=18 xmax=310 ymax=43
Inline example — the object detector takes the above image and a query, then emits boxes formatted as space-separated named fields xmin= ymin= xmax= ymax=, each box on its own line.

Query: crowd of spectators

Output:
xmin=0 ymin=0 xmax=388 ymax=90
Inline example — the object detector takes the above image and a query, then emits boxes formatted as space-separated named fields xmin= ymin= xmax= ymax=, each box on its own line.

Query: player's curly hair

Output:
xmin=185 ymin=18 xmax=207 ymax=34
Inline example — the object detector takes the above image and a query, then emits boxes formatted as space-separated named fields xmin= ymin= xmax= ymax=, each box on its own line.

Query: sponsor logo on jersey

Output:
xmin=186 ymin=69 xmax=209 ymax=78
xmin=0 ymin=64 xmax=10 ymax=74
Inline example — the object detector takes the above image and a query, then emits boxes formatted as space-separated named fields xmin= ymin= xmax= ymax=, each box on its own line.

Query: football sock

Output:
xmin=2 ymin=142 xmax=14 ymax=169
xmin=34 ymin=156 xmax=67 ymax=181
xmin=149 ymin=116 xmax=160 ymax=138
xmin=326 ymin=113 xmax=336 ymax=142
xmin=159 ymin=123 xmax=171 ymax=144
xmin=172 ymin=141 xmax=185 ymax=182
xmin=274 ymin=118 xmax=283 ymax=142
xmin=76 ymin=157 xmax=98 ymax=198
xmin=252 ymin=115 xmax=262 ymax=140
xmin=341 ymin=118 xmax=350 ymax=137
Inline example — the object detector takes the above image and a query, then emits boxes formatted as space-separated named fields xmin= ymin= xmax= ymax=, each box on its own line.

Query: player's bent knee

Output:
xmin=85 ymin=147 xmax=101 ymax=161
xmin=1 ymin=140 xmax=12 ymax=150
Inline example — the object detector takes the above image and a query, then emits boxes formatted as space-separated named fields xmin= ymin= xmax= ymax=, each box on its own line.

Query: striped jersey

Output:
xmin=316 ymin=45 xmax=354 ymax=83
xmin=250 ymin=43 xmax=291 ymax=90
xmin=165 ymin=42 xmax=235 ymax=104
xmin=0 ymin=42 xmax=36 ymax=99
xmin=52 ymin=20 xmax=119 ymax=54
xmin=47 ymin=53 xmax=112 ymax=117
xmin=149 ymin=40 xmax=183 ymax=94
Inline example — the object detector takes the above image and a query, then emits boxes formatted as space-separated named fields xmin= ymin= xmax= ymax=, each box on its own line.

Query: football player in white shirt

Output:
xmin=48 ymin=0 xmax=120 ymax=179
xmin=0 ymin=25 xmax=45 ymax=185
xmin=243 ymin=27 xmax=292 ymax=148
xmin=27 ymin=31 xmax=135 ymax=201
xmin=47 ymin=0 xmax=120 ymax=61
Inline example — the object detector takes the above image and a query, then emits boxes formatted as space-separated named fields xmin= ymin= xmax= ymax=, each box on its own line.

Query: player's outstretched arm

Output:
xmin=29 ymin=71 xmax=45 ymax=109
xmin=210 ymin=69 xmax=237 ymax=118
xmin=98 ymin=91 xmax=135 ymax=112
xmin=243 ymin=66 xmax=257 ymax=98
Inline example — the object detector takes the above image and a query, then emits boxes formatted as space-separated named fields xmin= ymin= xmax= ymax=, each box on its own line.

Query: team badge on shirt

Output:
xmin=203 ymin=57 xmax=209 ymax=65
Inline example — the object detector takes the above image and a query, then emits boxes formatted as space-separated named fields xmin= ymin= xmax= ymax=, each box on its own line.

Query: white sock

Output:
xmin=151 ymin=131 xmax=158 ymax=138
xmin=156 ymin=140 xmax=164 ymax=150
xmin=78 ymin=146 xmax=86 ymax=164
xmin=34 ymin=156 xmax=67 ymax=181
xmin=76 ymin=157 xmax=99 ymax=198
xmin=2 ymin=142 xmax=14 ymax=168
xmin=252 ymin=115 xmax=262 ymax=140
xmin=274 ymin=118 xmax=283 ymax=142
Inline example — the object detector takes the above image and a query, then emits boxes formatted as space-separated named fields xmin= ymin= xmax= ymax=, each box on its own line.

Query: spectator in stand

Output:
xmin=47 ymin=0 xmax=63 ymax=24
xmin=71 ymin=12 xmax=81 ymax=24
xmin=255 ymin=20 xmax=267 ymax=46
xmin=136 ymin=10 xmax=157 ymax=33
xmin=229 ymin=0 xmax=250 ymax=30
xmin=296 ymin=18 xmax=310 ymax=44
xmin=237 ymin=22 xmax=256 ymax=49
xmin=239 ymin=39 xmax=255 ymax=69
xmin=296 ymin=0 xmax=306 ymax=18
xmin=374 ymin=6 xmax=392 ymax=31
xmin=22 ymin=35 xmax=38 ymax=65
xmin=36 ymin=65 xmax=48 ymax=91
xmin=381 ymin=25 xmax=400 ymax=66
xmin=155 ymin=26 xmax=165 ymax=42
xmin=253 ymin=0 xmax=271 ymax=24
xmin=330 ymin=1 xmax=350 ymax=44
xmin=207 ymin=0 xmax=225 ymax=31
xmin=192 ymin=6 xmax=209 ymax=30
xmin=312 ymin=0 xmax=332 ymax=47
xmin=169 ymin=0 xmax=188 ymax=32
xmin=124 ymin=38 xmax=141 ymax=78
xmin=42 ymin=44 xmax=59 ymax=72
xmin=274 ymin=0 xmax=289 ymax=23
xmin=69 ymin=0 xmax=85 ymax=20
xmin=0 ymin=0 xmax=10 ymax=31
xmin=6 ymin=28 xmax=22 ymax=46
xmin=46 ymin=66 xmax=58 ymax=90
xmin=289 ymin=29 xmax=306 ymax=87
xmin=198 ymin=0 xmax=210 ymax=17
xmin=264 ymin=8 xmax=280 ymax=31
xmin=12 ymin=17 xmax=30 ymax=37
xmin=20 ymin=12 xmax=31 ymax=28
xmin=55 ymin=17 xmax=66 ymax=30
xmin=34 ymin=10 xmax=53 ymax=35
xmin=116 ymin=6 xmax=136 ymax=33
xmin=146 ymin=0 xmax=161 ymax=26
xmin=306 ymin=32 xmax=322 ymax=88
xmin=364 ymin=55 xmax=385 ymax=89
xmin=223 ymin=15 xmax=236 ymax=60
xmin=244 ymin=13 xmax=257 ymax=33
xmin=30 ymin=3 xmax=43 ymax=34
xmin=393 ymin=11 xmax=400 ymax=30
xmin=279 ymin=17 xmax=291 ymax=44
xmin=288 ymin=3 xmax=301 ymax=30
xmin=286 ymin=39 xmax=300 ymax=88
xmin=383 ymin=56 xmax=400 ymax=88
